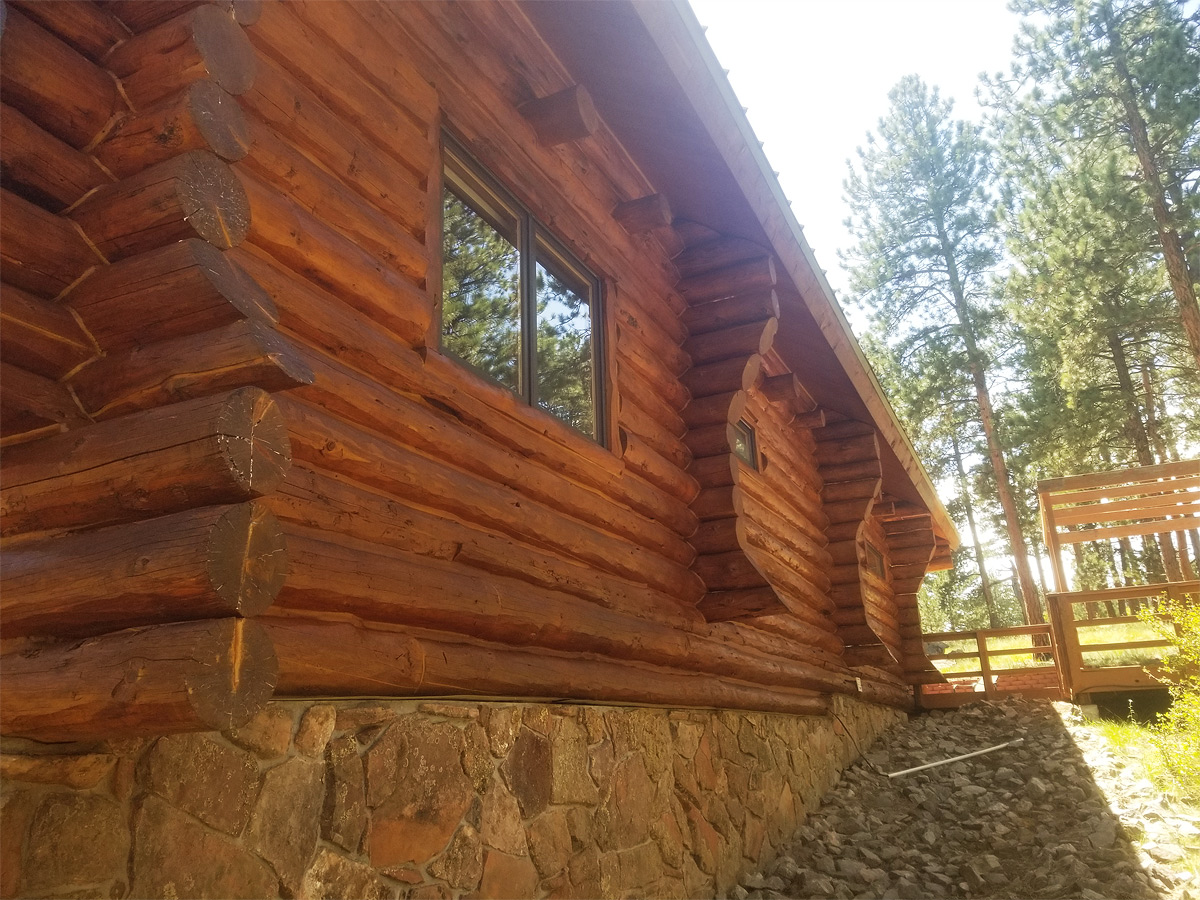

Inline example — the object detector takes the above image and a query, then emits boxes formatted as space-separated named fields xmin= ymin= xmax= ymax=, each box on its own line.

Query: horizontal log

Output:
xmin=71 ymin=151 xmax=250 ymax=261
xmin=106 ymin=3 xmax=256 ymax=108
xmin=269 ymin=463 xmax=698 ymax=627
xmin=682 ymin=290 xmax=779 ymax=336
xmin=824 ymin=497 xmax=875 ymax=525
xmin=691 ymin=517 xmax=739 ymax=555
xmin=690 ymin=453 xmax=737 ymax=488
xmin=692 ymin=486 xmax=738 ymax=522
xmin=814 ymin=432 xmax=880 ymax=465
xmin=677 ymin=256 xmax=776 ymax=305
xmin=613 ymin=290 xmax=690 ymax=370
xmin=0 ymin=283 xmax=99 ymax=379
xmin=0 ymin=103 xmax=113 ymax=211
xmin=697 ymin=588 xmax=788 ymax=623
xmin=267 ymin=615 xmax=829 ymax=717
xmin=101 ymin=1 xmax=262 ymax=33
xmin=743 ymin=543 xmax=840 ymax=627
xmin=0 ymin=361 xmax=87 ymax=437
xmin=615 ymin=323 xmax=690 ymax=403
xmin=68 ymin=239 xmax=275 ymax=353
xmin=889 ymin=544 xmax=935 ymax=567
xmin=681 ymin=389 xmax=748 ymax=429
xmin=822 ymin=478 xmax=881 ymax=503
xmin=0 ymin=189 xmax=100 ymax=297
xmin=613 ymin=194 xmax=672 ymax=234
xmin=246 ymin=3 xmax=432 ymax=180
xmin=239 ymin=51 xmax=429 ymax=228
xmin=693 ymin=550 xmax=767 ymax=592
xmin=1 ymin=388 xmax=290 ymax=537
xmin=236 ymin=171 xmax=430 ymax=349
xmin=617 ymin=392 xmax=692 ymax=472
xmin=747 ymin=615 xmax=845 ymax=661
xmin=737 ymin=460 xmax=830 ymax=541
xmin=279 ymin=397 xmax=702 ymax=600
xmin=844 ymin=645 xmax=899 ymax=670
xmin=96 ymin=81 xmax=250 ymax=179
xmin=618 ymin=429 xmax=699 ymax=505
xmin=739 ymin=516 xmax=833 ymax=596
xmin=684 ymin=423 xmax=735 ymax=460
xmin=274 ymin=529 xmax=845 ymax=696
xmin=1 ymin=502 xmax=285 ymax=638
xmin=238 ymin=114 xmax=426 ymax=275
xmin=817 ymin=419 xmax=876 ymax=441
xmin=684 ymin=318 xmax=777 ymax=366
xmin=0 ymin=7 xmax=123 ymax=149
xmin=794 ymin=409 xmax=827 ymax=429
xmin=673 ymin=236 xmax=772 ymax=281
xmin=519 ymin=84 xmax=598 ymax=146
xmin=9 ymin=0 xmax=129 ymax=63
xmin=616 ymin=358 xmax=687 ymax=439
xmin=820 ymin=458 xmax=883 ymax=484
xmin=71 ymin=318 xmax=314 ymax=419
xmin=0 ymin=618 xmax=277 ymax=741
xmin=683 ymin=355 xmax=763 ymax=399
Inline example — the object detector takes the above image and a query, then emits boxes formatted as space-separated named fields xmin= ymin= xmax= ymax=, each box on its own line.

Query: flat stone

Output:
xmin=480 ymin=775 xmax=527 ymax=856
xmin=300 ymin=848 xmax=390 ymax=900
xmin=1 ymin=792 xmax=38 ymax=898
xmin=461 ymin=735 xmax=493 ymax=794
xmin=429 ymin=823 xmax=484 ymax=891
xmin=247 ymin=757 xmax=325 ymax=892
xmin=501 ymin=727 xmax=552 ymax=818
xmin=480 ymin=850 xmax=541 ymax=899
xmin=132 ymin=796 xmax=276 ymax=899
xmin=550 ymin=715 xmax=600 ymax=804
xmin=418 ymin=702 xmax=479 ymax=719
xmin=616 ymin=841 xmax=664 ymax=892
xmin=1 ymin=752 xmax=116 ymax=789
xmin=23 ymin=793 xmax=127 ymax=894
xmin=367 ymin=718 xmax=475 ymax=868
xmin=225 ymin=706 xmax=294 ymax=759
xmin=481 ymin=706 xmax=522 ymax=757
xmin=295 ymin=704 xmax=337 ymax=757
xmin=527 ymin=808 xmax=573 ymax=877
xmin=324 ymin=735 xmax=367 ymax=853
xmin=143 ymin=732 xmax=260 ymax=835
xmin=595 ymin=753 xmax=656 ymax=851
xmin=335 ymin=704 xmax=398 ymax=734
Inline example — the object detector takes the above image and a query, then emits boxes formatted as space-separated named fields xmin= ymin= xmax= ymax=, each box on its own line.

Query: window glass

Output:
xmin=535 ymin=254 xmax=594 ymax=436
xmin=441 ymin=187 xmax=521 ymax=393
xmin=732 ymin=420 xmax=758 ymax=468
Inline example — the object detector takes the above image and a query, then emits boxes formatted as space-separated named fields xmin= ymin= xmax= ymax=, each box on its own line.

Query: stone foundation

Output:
xmin=1 ymin=696 xmax=903 ymax=899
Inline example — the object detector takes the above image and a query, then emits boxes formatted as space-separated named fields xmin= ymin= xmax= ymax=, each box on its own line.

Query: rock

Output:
xmin=526 ymin=808 xmax=573 ymax=877
xmin=429 ymin=824 xmax=484 ymax=891
xmin=300 ymin=849 xmax=390 ymax=900
xmin=501 ymin=728 xmax=553 ymax=818
xmin=324 ymin=735 xmax=367 ymax=853
xmin=480 ymin=776 xmax=527 ymax=856
xmin=24 ymin=793 xmax=128 ymax=894
xmin=480 ymin=850 xmax=541 ymax=899
xmin=225 ymin=706 xmax=294 ymax=759
xmin=295 ymin=705 xmax=337 ymax=757
xmin=247 ymin=757 xmax=325 ymax=892
xmin=1 ymin=752 xmax=116 ymax=789
xmin=143 ymin=733 xmax=260 ymax=835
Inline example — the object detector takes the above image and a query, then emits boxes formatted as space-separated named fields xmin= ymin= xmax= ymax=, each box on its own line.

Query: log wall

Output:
xmin=0 ymin=0 xmax=937 ymax=740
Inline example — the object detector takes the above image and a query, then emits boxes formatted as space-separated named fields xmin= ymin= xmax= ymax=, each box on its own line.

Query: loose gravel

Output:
xmin=733 ymin=698 xmax=1199 ymax=900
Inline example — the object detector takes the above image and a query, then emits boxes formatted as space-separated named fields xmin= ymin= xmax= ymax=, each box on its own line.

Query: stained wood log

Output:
xmin=684 ymin=318 xmax=778 ymax=366
xmin=618 ymin=429 xmax=699 ymax=505
xmin=105 ymin=4 xmax=256 ymax=108
xmin=823 ymin=479 xmax=881 ymax=503
xmin=615 ymin=324 xmax=690 ymax=405
xmin=617 ymin=393 xmax=692 ymax=472
xmin=274 ymin=529 xmax=842 ymax=695
xmin=691 ymin=517 xmax=740 ymax=555
xmin=71 ymin=318 xmax=314 ymax=419
xmin=290 ymin=347 xmax=697 ymax=549
xmin=518 ymin=85 xmax=598 ymax=146
xmin=238 ymin=116 xmax=426 ymax=271
xmin=613 ymin=291 xmax=690 ymax=368
xmin=748 ymin=615 xmax=845 ymax=660
xmin=685 ymin=423 xmax=735 ymax=460
xmin=677 ymin=256 xmax=776 ymax=305
xmin=820 ymin=458 xmax=884 ymax=484
xmin=815 ymin=432 xmax=880 ymax=465
xmin=0 ymin=7 xmax=123 ymax=149
xmin=684 ymin=355 xmax=763 ymax=398
xmin=740 ymin=514 xmax=833 ymax=594
xmin=0 ymin=104 xmax=113 ymax=211
xmin=68 ymin=239 xmax=276 ymax=352
xmin=616 ymin=360 xmax=687 ymax=439
xmin=246 ymin=3 xmax=432 ymax=179
xmin=0 ymin=362 xmax=87 ymax=437
xmin=0 ymin=618 xmax=277 ymax=742
xmin=266 ymin=615 xmax=829 ymax=717
xmin=737 ymin=481 xmax=830 ymax=563
xmin=825 ymin=498 xmax=877 ymax=525
xmin=697 ymin=588 xmax=788 ymax=622
xmin=1 ymin=502 xmax=285 ymax=638
xmin=613 ymin=194 xmax=672 ymax=234
xmin=70 ymin=150 xmax=250 ymax=260
xmin=236 ymin=172 xmax=430 ymax=348
xmin=279 ymin=397 xmax=702 ymax=601
xmin=743 ymin=544 xmax=840 ymax=627
xmin=690 ymin=453 xmax=737 ymax=487
xmin=9 ymin=0 xmax=129 ymax=62
xmin=692 ymin=486 xmax=738 ymax=522
xmin=682 ymin=390 xmax=749 ymax=430
xmin=0 ymin=189 xmax=101 ymax=297
xmin=682 ymin=290 xmax=779 ymax=335
xmin=101 ymin=1 xmax=262 ymax=33
xmin=239 ymin=53 xmax=428 ymax=234
xmin=673 ymin=236 xmax=773 ymax=281
xmin=96 ymin=81 xmax=250 ymax=178
xmin=0 ymin=284 xmax=99 ymax=379
xmin=269 ymin=463 xmax=699 ymax=627
xmin=818 ymin=419 xmax=877 ymax=441
xmin=1 ymin=388 xmax=290 ymax=536
xmin=794 ymin=409 xmax=827 ymax=429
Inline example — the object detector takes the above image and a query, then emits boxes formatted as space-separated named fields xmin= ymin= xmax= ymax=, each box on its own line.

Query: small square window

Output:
xmin=440 ymin=137 xmax=603 ymax=442
xmin=864 ymin=541 xmax=886 ymax=579
xmin=732 ymin=420 xmax=758 ymax=469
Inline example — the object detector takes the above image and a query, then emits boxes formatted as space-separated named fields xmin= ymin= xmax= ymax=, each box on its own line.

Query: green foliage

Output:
xmin=1143 ymin=594 xmax=1200 ymax=800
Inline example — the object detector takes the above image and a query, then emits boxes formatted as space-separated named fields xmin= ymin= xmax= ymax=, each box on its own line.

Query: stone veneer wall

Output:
xmin=0 ymin=696 xmax=903 ymax=899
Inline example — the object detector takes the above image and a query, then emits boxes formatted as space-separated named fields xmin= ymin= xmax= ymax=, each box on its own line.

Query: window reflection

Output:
xmin=535 ymin=258 xmax=594 ymax=436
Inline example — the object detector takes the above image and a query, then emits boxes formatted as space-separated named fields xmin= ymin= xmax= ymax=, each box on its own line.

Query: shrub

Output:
xmin=1142 ymin=591 xmax=1200 ymax=801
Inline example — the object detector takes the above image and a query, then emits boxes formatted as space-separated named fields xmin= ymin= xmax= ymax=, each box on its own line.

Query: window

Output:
xmin=440 ymin=137 xmax=603 ymax=442
xmin=864 ymin=541 xmax=886 ymax=579
xmin=732 ymin=420 xmax=758 ymax=469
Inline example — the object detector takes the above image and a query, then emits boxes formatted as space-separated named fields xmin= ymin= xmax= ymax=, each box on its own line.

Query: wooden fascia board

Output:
xmin=629 ymin=0 xmax=958 ymax=550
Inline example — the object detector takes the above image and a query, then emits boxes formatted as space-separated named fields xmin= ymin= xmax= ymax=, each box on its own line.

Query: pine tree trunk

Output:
xmin=1100 ymin=0 xmax=1200 ymax=371
xmin=951 ymin=431 xmax=1000 ymax=628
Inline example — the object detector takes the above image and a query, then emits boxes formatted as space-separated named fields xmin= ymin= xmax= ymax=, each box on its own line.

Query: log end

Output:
xmin=519 ymin=85 xmax=598 ymax=146
xmin=190 ymin=80 xmax=251 ymax=162
xmin=177 ymin=150 xmax=251 ymax=249
xmin=187 ymin=618 xmax=277 ymax=730
xmin=192 ymin=4 xmax=257 ymax=96
xmin=207 ymin=501 xmax=287 ymax=616
xmin=216 ymin=387 xmax=292 ymax=496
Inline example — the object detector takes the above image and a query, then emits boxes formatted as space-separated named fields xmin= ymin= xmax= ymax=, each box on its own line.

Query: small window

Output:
xmin=440 ymin=137 xmax=603 ymax=442
xmin=864 ymin=541 xmax=886 ymax=579
xmin=732 ymin=420 xmax=758 ymax=469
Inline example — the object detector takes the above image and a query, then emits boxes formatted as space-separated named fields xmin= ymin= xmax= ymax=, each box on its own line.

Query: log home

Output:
xmin=0 ymin=1 xmax=958 ymax=896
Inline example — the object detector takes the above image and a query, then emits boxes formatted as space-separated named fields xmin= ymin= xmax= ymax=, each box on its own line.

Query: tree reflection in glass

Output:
xmin=441 ymin=189 xmax=521 ymax=393
xmin=536 ymin=259 xmax=594 ymax=437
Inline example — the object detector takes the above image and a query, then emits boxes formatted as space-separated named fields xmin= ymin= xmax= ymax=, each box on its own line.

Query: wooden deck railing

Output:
xmin=914 ymin=623 xmax=1063 ymax=707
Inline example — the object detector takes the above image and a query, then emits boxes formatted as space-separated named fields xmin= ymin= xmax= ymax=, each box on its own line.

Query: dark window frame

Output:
xmin=732 ymin=419 xmax=759 ymax=470
xmin=440 ymin=135 xmax=606 ymax=445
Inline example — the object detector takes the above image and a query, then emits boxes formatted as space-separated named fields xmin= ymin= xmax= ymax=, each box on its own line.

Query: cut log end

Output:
xmin=519 ymin=85 xmax=598 ymax=146
xmin=177 ymin=150 xmax=251 ymax=248
xmin=192 ymin=4 xmax=257 ymax=96
xmin=207 ymin=502 xmax=287 ymax=616
xmin=216 ymin=387 xmax=292 ymax=496
xmin=186 ymin=618 xmax=278 ymax=730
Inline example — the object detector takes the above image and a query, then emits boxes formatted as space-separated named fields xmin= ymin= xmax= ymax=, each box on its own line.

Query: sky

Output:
xmin=688 ymin=0 xmax=1024 ymax=302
